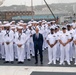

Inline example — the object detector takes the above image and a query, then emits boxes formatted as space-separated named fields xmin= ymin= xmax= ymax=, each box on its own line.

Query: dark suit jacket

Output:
xmin=33 ymin=33 xmax=43 ymax=47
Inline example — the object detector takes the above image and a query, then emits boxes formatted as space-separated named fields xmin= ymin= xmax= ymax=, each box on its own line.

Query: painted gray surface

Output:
xmin=31 ymin=72 xmax=76 ymax=75
xmin=0 ymin=50 xmax=76 ymax=67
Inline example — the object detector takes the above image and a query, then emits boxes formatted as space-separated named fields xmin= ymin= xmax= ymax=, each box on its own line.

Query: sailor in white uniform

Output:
xmin=1 ymin=25 xmax=6 ymax=60
xmin=71 ymin=20 xmax=76 ymax=29
xmin=4 ymin=24 xmax=14 ymax=63
xmin=15 ymin=26 xmax=26 ymax=63
xmin=28 ymin=24 xmax=35 ymax=57
xmin=23 ymin=25 xmax=31 ymax=61
xmin=67 ymin=24 xmax=75 ymax=61
xmin=47 ymin=27 xmax=58 ymax=65
xmin=73 ymin=34 xmax=76 ymax=65
xmin=0 ymin=25 xmax=5 ymax=59
xmin=59 ymin=26 xmax=71 ymax=65
xmin=11 ymin=26 xmax=18 ymax=60
xmin=55 ymin=26 xmax=61 ymax=61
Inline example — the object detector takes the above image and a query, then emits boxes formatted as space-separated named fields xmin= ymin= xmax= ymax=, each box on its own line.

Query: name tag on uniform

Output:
xmin=66 ymin=35 xmax=68 ymax=36
xmin=70 ymin=33 xmax=72 ymax=34
xmin=53 ymin=36 xmax=56 ymax=37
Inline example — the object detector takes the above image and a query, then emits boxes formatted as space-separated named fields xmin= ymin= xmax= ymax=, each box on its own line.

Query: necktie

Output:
xmin=5 ymin=30 xmax=9 ymax=37
xmin=18 ymin=33 xmax=21 ymax=40
xmin=23 ymin=29 xmax=27 ymax=33
xmin=14 ymin=32 xmax=15 ymax=39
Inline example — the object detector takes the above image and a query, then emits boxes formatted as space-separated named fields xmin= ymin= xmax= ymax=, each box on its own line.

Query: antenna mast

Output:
xmin=44 ymin=0 xmax=56 ymax=20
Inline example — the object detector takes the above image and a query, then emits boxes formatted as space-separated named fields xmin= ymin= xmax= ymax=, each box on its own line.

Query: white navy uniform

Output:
xmin=73 ymin=34 xmax=76 ymax=65
xmin=55 ymin=31 xmax=61 ymax=61
xmin=29 ymin=29 xmax=35 ymax=57
xmin=0 ymin=30 xmax=5 ymax=59
xmin=47 ymin=32 xmax=58 ymax=64
xmin=23 ymin=28 xmax=31 ymax=60
xmin=15 ymin=32 xmax=26 ymax=62
xmin=1 ymin=30 xmax=6 ymax=59
xmin=13 ymin=31 xmax=18 ymax=59
xmin=68 ymin=29 xmax=75 ymax=61
xmin=42 ymin=25 xmax=48 ymax=50
xmin=59 ymin=31 xmax=71 ymax=65
xmin=4 ymin=30 xmax=14 ymax=62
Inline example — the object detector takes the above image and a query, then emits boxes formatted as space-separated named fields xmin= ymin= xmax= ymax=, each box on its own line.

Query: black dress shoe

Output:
xmin=2 ymin=58 xmax=5 ymax=60
xmin=28 ymin=59 xmax=31 ymax=61
xmin=15 ymin=59 xmax=18 ymax=61
xmin=35 ymin=62 xmax=38 ymax=64
xmin=18 ymin=62 xmax=20 ymax=64
xmin=41 ymin=62 xmax=43 ymax=64
xmin=20 ymin=62 xmax=24 ymax=64
xmin=11 ymin=61 xmax=14 ymax=64
xmin=32 ymin=56 xmax=35 ymax=58
xmin=18 ymin=62 xmax=24 ymax=64
xmin=4 ymin=61 xmax=9 ymax=63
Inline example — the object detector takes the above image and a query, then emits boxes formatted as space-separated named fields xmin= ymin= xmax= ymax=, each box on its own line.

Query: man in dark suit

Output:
xmin=33 ymin=27 xmax=43 ymax=64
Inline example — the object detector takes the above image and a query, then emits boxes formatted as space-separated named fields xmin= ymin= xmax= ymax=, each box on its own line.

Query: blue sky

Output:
xmin=1 ymin=0 xmax=76 ymax=6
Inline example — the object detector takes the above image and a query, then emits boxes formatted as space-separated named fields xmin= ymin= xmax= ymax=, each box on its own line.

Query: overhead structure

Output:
xmin=44 ymin=0 xmax=56 ymax=20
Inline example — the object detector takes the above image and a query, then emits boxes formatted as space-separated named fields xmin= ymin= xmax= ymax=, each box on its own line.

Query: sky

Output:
xmin=1 ymin=0 xmax=76 ymax=6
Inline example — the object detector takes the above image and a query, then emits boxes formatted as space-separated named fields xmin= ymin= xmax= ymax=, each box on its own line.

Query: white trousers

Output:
xmin=1 ymin=45 xmax=5 ymax=59
xmin=17 ymin=46 xmax=25 ymax=62
xmin=25 ymin=41 xmax=31 ymax=59
xmin=56 ymin=42 xmax=60 ymax=59
xmin=69 ymin=42 xmax=74 ymax=59
xmin=48 ymin=45 xmax=57 ymax=63
xmin=60 ymin=44 xmax=70 ymax=63
xmin=74 ymin=45 xmax=76 ymax=63
xmin=29 ymin=41 xmax=35 ymax=56
xmin=13 ymin=44 xmax=18 ymax=59
xmin=43 ymin=37 xmax=48 ymax=50
xmin=5 ymin=43 xmax=14 ymax=61
xmin=0 ymin=43 xmax=5 ymax=59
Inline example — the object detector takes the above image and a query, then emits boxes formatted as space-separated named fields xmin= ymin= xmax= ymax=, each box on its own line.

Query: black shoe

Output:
xmin=32 ymin=56 xmax=35 ymax=58
xmin=15 ymin=59 xmax=18 ymax=61
xmin=18 ymin=62 xmax=20 ymax=64
xmin=11 ymin=61 xmax=14 ymax=64
xmin=35 ymin=62 xmax=38 ymax=64
xmin=41 ymin=62 xmax=43 ymax=64
xmin=18 ymin=62 xmax=24 ymax=64
xmin=20 ymin=62 xmax=24 ymax=64
xmin=28 ymin=59 xmax=31 ymax=61
xmin=4 ymin=61 xmax=9 ymax=63
xmin=2 ymin=58 xmax=5 ymax=60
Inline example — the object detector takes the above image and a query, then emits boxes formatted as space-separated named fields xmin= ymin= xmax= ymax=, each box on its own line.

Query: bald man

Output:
xmin=33 ymin=27 xmax=43 ymax=64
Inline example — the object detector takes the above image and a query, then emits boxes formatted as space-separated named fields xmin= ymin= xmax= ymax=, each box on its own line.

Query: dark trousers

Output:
xmin=34 ymin=45 xmax=43 ymax=63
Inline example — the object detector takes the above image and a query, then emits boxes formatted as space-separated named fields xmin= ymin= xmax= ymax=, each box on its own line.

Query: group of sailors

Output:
xmin=0 ymin=19 xmax=76 ymax=65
